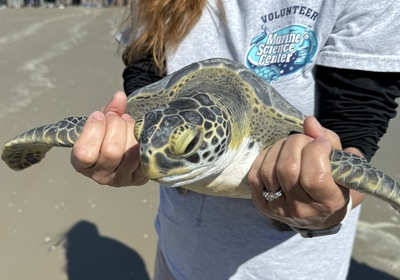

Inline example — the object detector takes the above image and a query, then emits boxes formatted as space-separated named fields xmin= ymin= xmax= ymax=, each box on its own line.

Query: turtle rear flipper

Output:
xmin=1 ymin=116 xmax=86 ymax=171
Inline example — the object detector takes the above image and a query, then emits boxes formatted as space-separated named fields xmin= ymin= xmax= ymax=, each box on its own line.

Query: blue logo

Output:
xmin=246 ymin=25 xmax=318 ymax=83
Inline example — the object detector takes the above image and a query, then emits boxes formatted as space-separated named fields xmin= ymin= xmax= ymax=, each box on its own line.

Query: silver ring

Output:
xmin=262 ymin=189 xmax=283 ymax=202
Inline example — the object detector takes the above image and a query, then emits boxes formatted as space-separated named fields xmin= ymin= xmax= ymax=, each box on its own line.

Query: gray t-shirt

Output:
xmin=156 ymin=0 xmax=400 ymax=279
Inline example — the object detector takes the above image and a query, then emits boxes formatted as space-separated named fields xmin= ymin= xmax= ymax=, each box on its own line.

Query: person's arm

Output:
xmin=248 ymin=67 xmax=399 ymax=232
xmin=315 ymin=65 xmax=400 ymax=208
xmin=122 ymin=53 xmax=166 ymax=95
xmin=70 ymin=91 xmax=149 ymax=187
xmin=315 ymin=65 xmax=400 ymax=161
xmin=70 ymin=53 xmax=165 ymax=187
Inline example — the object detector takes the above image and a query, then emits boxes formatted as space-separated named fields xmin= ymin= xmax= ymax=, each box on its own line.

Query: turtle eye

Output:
xmin=183 ymin=131 xmax=201 ymax=155
xmin=169 ymin=124 xmax=203 ymax=157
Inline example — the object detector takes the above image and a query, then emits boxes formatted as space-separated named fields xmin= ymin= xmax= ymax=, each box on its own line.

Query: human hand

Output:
xmin=70 ymin=91 xmax=149 ymax=187
xmin=248 ymin=116 xmax=350 ymax=230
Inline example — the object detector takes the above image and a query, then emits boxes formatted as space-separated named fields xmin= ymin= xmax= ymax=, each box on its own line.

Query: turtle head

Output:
xmin=134 ymin=94 xmax=232 ymax=187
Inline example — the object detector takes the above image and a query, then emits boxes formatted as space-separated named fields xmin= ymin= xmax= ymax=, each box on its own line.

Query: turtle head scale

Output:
xmin=133 ymin=95 xmax=233 ymax=187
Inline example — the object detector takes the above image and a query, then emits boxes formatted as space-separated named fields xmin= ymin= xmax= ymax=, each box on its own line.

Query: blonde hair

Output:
xmin=123 ymin=0 xmax=224 ymax=73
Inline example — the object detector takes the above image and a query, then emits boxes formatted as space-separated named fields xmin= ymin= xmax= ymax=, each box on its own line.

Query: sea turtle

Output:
xmin=2 ymin=58 xmax=400 ymax=212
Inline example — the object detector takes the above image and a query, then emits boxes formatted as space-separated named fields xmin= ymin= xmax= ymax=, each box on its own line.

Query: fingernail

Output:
xmin=92 ymin=111 xmax=105 ymax=121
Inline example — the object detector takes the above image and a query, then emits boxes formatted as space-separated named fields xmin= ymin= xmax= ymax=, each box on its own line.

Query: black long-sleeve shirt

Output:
xmin=315 ymin=66 xmax=399 ymax=160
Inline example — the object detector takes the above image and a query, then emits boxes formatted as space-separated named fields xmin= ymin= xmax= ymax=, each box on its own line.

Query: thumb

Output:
xmin=303 ymin=116 xmax=342 ymax=149
xmin=101 ymin=91 xmax=127 ymax=116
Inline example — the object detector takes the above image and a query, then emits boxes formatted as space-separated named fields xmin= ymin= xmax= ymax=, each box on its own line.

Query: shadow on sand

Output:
xmin=59 ymin=221 xmax=399 ymax=280
xmin=61 ymin=220 xmax=150 ymax=280
xmin=348 ymin=258 xmax=399 ymax=280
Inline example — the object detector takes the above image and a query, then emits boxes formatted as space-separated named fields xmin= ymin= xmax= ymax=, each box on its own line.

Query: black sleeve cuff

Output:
xmin=122 ymin=53 xmax=166 ymax=96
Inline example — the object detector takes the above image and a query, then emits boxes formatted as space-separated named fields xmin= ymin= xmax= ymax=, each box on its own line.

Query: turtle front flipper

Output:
xmin=330 ymin=150 xmax=400 ymax=213
xmin=1 ymin=116 xmax=87 ymax=171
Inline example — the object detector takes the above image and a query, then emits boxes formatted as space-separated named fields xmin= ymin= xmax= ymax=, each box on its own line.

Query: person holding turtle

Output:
xmin=71 ymin=1 xmax=400 ymax=279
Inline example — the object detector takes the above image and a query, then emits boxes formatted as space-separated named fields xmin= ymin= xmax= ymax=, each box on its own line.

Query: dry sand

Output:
xmin=0 ymin=7 xmax=399 ymax=280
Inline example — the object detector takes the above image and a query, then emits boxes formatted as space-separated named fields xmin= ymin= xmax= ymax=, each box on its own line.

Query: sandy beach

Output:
xmin=0 ymin=7 xmax=399 ymax=280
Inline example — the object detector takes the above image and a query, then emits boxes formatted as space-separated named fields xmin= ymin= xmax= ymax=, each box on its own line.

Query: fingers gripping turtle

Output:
xmin=2 ymin=58 xmax=400 ymax=213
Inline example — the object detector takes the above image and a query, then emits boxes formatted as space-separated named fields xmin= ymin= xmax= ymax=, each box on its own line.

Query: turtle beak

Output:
xmin=139 ymin=144 xmax=160 ymax=180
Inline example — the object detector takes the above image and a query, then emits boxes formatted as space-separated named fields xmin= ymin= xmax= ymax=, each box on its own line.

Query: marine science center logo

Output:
xmin=246 ymin=24 xmax=318 ymax=83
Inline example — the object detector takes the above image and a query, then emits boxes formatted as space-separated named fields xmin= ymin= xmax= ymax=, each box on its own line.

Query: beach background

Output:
xmin=0 ymin=7 xmax=399 ymax=280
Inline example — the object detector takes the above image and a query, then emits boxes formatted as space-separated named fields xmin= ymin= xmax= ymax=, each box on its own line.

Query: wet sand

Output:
xmin=0 ymin=7 xmax=399 ymax=280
